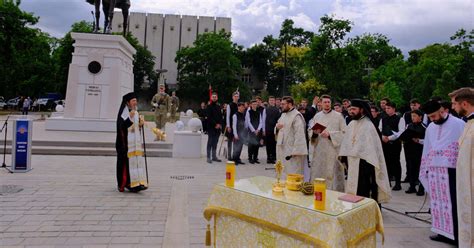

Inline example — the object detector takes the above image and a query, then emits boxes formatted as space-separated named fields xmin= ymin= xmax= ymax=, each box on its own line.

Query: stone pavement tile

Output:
xmin=83 ymin=215 xmax=112 ymax=221
xmin=78 ymin=225 xmax=111 ymax=232
xmin=20 ymin=237 xmax=67 ymax=246
xmin=6 ymin=225 xmax=41 ymax=232
xmin=0 ymin=224 xmax=10 ymax=232
xmin=74 ymin=232 xmax=94 ymax=237
xmin=110 ymin=237 xmax=141 ymax=244
xmin=133 ymin=245 xmax=158 ymax=248
xmin=147 ymin=231 xmax=164 ymax=237
xmin=1 ymin=238 xmax=24 ymax=246
xmin=72 ymin=220 xmax=99 ymax=225
xmin=39 ymin=231 xmax=61 ymax=237
xmin=1 ymin=232 xmax=22 ymax=238
xmin=24 ymin=246 xmax=58 ymax=248
xmin=64 ymin=237 xmax=112 ymax=245
xmin=37 ymin=225 xmax=62 ymax=232
xmin=60 ymin=226 xmax=81 ymax=232
xmin=55 ymin=215 xmax=84 ymax=221
xmin=109 ymin=231 xmax=150 ymax=237
xmin=0 ymin=215 xmax=23 ymax=222
xmin=139 ymin=237 xmax=163 ymax=244
xmin=58 ymin=232 xmax=77 ymax=237
xmin=18 ymin=215 xmax=56 ymax=222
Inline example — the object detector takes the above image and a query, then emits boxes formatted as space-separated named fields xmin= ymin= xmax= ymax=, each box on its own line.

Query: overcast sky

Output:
xmin=20 ymin=0 xmax=473 ymax=54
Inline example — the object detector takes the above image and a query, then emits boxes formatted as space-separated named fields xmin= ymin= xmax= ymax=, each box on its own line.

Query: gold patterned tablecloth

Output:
xmin=204 ymin=176 xmax=384 ymax=248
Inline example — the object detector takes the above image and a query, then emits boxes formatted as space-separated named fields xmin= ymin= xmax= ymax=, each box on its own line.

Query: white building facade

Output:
xmin=111 ymin=12 xmax=232 ymax=90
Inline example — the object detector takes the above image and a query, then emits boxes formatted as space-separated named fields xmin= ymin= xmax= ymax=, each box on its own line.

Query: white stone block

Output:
xmin=172 ymin=131 xmax=202 ymax=158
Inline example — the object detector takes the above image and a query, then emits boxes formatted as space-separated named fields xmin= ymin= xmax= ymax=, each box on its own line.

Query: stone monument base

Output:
xmin=46 ymin=117 xmax=115 ymax=132
xmin=172 ymin=131 xmax=202 ymax=158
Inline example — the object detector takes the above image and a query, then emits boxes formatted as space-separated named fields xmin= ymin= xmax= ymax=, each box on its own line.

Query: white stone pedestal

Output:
xmin=46 ymin=33 xmax=136 ymax=132
xmin=164 ymin=122 xmax=177 ymax=142
xmin=172 ymin=131 xmax=202 ymax=158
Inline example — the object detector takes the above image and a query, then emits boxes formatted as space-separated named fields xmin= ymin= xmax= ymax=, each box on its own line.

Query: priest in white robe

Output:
xmin=339 ymin=99 xmax=391 ymax=203
xmin=449 ymin=87 xmax=474 ymax=248
xmin=275 ymin=96 xmax=308 ymax=179
xmin=419 ymin=100 xmax=465 ymax=245
xmin=308 ymin=95 xmax=346 ymax=191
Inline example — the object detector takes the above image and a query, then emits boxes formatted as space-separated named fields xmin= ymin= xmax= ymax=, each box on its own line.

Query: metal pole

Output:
xmin=283 ymin=41 xmax=287 ymax=97
xmin=141 ymin=123 xmax=149 ymax=186
xmin=2 ymin=118 xmax=8 ymax=168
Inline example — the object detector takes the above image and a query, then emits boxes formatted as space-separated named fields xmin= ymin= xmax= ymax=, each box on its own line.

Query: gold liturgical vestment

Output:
xmin=275 ymin=108 xmax=308 ymax=177
xmin=457 ymin=117 xmax=473 ymax=248
xmin=308 ymin=110 xmax=346 ymax=191
xmin=339 ymin=116 xmax=391 ymax=203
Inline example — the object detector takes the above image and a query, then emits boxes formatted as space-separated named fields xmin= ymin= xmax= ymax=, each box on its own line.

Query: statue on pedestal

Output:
xmin=86 ymin=0 xmax=130 ymax=35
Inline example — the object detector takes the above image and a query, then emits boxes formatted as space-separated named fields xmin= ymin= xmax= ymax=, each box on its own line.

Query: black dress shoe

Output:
xmin=405 ymin=187 xmax=417 ymax=194
xmin=212 ymin=158 xmax=222 ymax=162
xmin=129 ymin=187 xmax=141 ymax=193
xmin=207 ymin=158 xmax=212 ymax=163
xmin=254 ymin=160 xmax=260 ymax=164
xmin=392 ymin=184 xmax=402 ymax=191
xmin=249 ymin=160 xmax=255 ymax=164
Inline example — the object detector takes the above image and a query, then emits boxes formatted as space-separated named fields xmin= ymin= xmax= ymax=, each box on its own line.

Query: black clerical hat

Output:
xmin=350 ymin=99 xmax=369 ymax=109
xmin=422 ymin=100 xmax=441 ymax=114
xmin=122 ymin=92 xmax=137 ymax=103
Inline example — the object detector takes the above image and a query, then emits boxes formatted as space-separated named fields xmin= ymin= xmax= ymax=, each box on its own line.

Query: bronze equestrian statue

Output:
xmin=86 ymin=0 xmax=130 ymax=35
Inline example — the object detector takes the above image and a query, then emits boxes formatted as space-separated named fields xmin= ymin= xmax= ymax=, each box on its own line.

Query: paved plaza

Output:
xmin=0 ymin=119 xmax=455 ymax=247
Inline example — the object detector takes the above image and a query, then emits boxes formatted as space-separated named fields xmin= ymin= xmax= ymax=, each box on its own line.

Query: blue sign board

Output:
xmin=14 ymin=120 xmax=29 ymax=170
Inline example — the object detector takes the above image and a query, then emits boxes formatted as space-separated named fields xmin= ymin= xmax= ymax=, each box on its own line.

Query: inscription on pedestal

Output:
xmin=84 ymin=85 xmax=102 ymax=118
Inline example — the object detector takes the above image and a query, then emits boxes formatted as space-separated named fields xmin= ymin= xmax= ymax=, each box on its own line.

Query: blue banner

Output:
xmin=15 ymin=120 xmax=28 ymax=170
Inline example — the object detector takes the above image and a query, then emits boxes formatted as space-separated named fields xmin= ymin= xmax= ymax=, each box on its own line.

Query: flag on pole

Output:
xmin=208 ymin=84 xmax=212 ymax=104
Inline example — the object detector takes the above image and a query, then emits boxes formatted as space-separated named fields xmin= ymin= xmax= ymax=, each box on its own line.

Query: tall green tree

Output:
xmin=406 ymin=43 xmax=464 ymax=101
xmin=175 ymin=31 xmax=250 ymax=102
xmin=306 ymin=15 xmax=401 ymax=100
xmin=263 ymin=19 xmax=315 ymax=96
xmin=0 ymin=0 xmax=54 ymax=98
xmin=450 ymin=29 xmax=474 ymax=88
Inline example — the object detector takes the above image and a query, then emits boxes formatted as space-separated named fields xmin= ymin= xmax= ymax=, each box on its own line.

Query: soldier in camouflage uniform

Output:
xmin=151 ymin=83 xmax=170 ymax=130
xmin=169 ymin=91 xmax=180 ymax=123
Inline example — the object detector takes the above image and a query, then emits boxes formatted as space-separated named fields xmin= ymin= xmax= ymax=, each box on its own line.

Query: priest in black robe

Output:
xmin=116 ymin=92 xmax=147 ymax=192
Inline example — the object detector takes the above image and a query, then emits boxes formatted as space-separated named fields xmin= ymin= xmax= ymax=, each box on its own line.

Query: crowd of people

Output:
xmin=196 ymin=87 xmax=473 ymax=247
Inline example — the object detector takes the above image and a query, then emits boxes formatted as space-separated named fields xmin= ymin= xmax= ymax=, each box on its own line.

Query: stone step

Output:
xmin=3 ymin=146 xmax=172 ymax=157
xmin=0 ymin=140 xmax=172 ymax=149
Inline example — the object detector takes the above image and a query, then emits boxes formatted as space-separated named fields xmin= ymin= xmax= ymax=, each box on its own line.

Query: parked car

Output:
xmin=34 ymin=98 xmax=56 ymax=111
xmin=6 ymin=97 xmax=20 ymax=109
xmin=0 ymin=99 xmax=6 ymax=109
